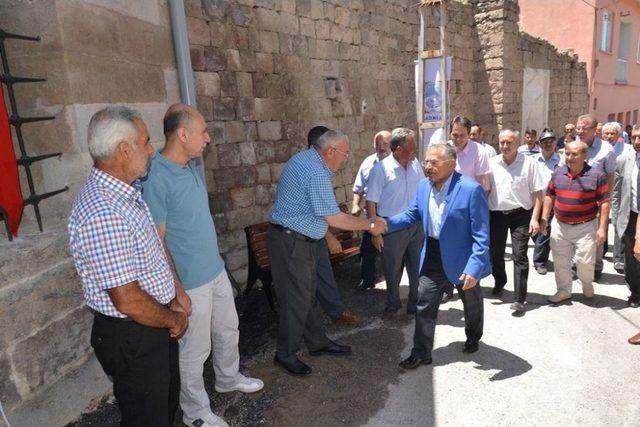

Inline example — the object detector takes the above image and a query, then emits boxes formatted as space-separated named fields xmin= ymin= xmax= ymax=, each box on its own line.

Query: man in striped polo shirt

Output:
xmin=540 ymin=140 xmax=611 ymax=303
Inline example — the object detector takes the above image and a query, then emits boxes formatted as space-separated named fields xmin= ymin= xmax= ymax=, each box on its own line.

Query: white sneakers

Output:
xmin=183 ymin=413 xmax=229 ymax=427
xmin=214 ymin=373 xmax=264 ymax=394
xmin=547 ymin=290 xmax=572 ymax=303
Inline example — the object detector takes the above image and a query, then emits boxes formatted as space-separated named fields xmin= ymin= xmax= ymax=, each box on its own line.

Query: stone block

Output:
xmin=225 ymin=121 xmax=245 ymax=143
xmin=191 ymin=46 xmax=206 ymax=71
xmin=204 ymin=143 xmax=219 ymax=168
xmin=230 ymin=187 xmax=256 ymax=209
xmin=258 ymin=31 xmax=280 ymax=53
xmin=197 ymin=96 xmax=214 ymax=121
xmin=255 ymin=7 xmax=280 ymax=32
xmin=300 ymin=17 xmax=315 ymax=38
xmin=213 ymin=97 xmax=236 ymax=120
xmin=279 ymin=12 xmax=300 ymax=35
xmin=254 ymin=141 xmax=276 ymax=163
xmin=296 ymin=0 xmax=311 ymax=17
xmin=245 ymin=122 xmax=258 ymax=141
xmin=310 ymin=0 xmax=324 ymax=19
xmin=207 ymin=121 xmax=225 ymax=144
xmin=187 ymin=17 xmax=210 ymax=46
xmin=210 ymin=22 xmax=235 ymax=48
xmin=270 ymin=162 xmax=286 ymax=181
xmin=256 ymin=53 xmax=274 ymax=73
xmin=315 ymin=20 xmax=331 ymax=40
xmin=219 ymin=71 xmax=238 ymax=97
xmin=195 ymin=72 xmax=221 ymax=97
xmin=257 ymin=121 xmax=282 ymax=141
xmin=204 ymin=47 xmax=227 ymax=71
xmin=12 ymin=306 xmax=91 ymax=395
xmin=236 ymin=72 xmax=253 ymax=97
xmin=202 ymin=0 xmax=231 ymax=21
xmin=238 ymin=142 xmax=257 ymax=165
xmin=217 ymin=229 xmax=245 ymax=254
xmin=255 ymin=163 xmax=271 ymax=183
xmin=231 ymin=4 xmax=254 ymax=26
xmin=225 ymin=49 xmax=242 ymax=71
xmin=185 ymin=0 xmax=203 ymax=18
xmin=0 ymin=260 xmax=83 ymax=347
xmin=255 ymin=184 xmax=272 ymax=205
xmin=225 ymin=206 xmax=264 ymax=230
xmin=218 ymin=143 xmax=242 ymax=167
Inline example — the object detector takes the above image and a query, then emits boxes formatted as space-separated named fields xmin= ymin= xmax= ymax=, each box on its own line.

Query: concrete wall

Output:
xmin=0 ymin=0 xmax=179 ymax=416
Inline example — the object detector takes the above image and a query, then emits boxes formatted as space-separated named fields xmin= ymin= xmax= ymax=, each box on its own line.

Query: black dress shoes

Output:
xmin=628 ymin=297 xmax=640 ymax=308
xmin=308 ymin=342 xmax=352 ymax=356
xmin=491 ymin=286 xmax=503 ymax=297
xmin=355 ymin=281 xmax=375 ymax=292
xmin=463 ymin=341 xmax=479 ymax=354
xmin=274 ymin=356 xmax=312 ymax=376
xmin=441 ymin=292 xmax=454 ymax=303
xmin=399 ymin=355 xmax=432 ymax=370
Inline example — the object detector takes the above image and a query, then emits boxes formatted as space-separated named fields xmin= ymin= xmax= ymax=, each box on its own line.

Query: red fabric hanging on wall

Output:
xmin=0 ymin=88 xmax=23 ymax=236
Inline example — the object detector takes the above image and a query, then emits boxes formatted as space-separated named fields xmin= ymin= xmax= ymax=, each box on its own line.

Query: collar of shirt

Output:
xmin=91 ymin=167 xmax=142 ymax=204
xmin=536 ymin=152 xmax=560 ymax=163
xmin=311 ymin=147 xmax=335 ymax=177
xmin=588 ymin=138 xmax=602 ymax=155
xmin=562 ymin=162 xmax=592 ymax=179
xmin=498 ymin=152 xmax=525 ymax=168
xmin=433 ymin=172 xmax=454 ymax=197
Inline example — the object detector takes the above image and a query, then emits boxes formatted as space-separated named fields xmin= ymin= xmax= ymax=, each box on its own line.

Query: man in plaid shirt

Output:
xmin=68 ymin=106 xmax=188 ymax=427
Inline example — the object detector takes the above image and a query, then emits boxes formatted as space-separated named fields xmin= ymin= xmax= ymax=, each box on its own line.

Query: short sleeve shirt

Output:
xmin=352 ymin=153 xmax=380 ymax=196
xmin=560 ymin=138 xmax=616 ymax=175
xmin=270 ymin=148 xmax=340 ymax=239
xmin=533 ymin=152 xmax=561 ymax=184
xmin=488 ymin=153 xmax=547 ymax=211
xmin=366 ymin=155 xmax=425 ymax=217
xmin=68 ymin=168 xmax=175 ymax=318
xmin=141 ymin=153 xmax=225 ymax=290
xmin=453 ymin=140 xmax=491 ymax=180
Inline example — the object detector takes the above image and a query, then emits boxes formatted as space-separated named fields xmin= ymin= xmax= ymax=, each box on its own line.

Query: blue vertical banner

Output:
xmin=418 ymin=56 xmax=452 ymax=150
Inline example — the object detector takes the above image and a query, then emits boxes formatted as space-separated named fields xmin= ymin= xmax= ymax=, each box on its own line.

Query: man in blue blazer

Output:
xmin=386 ymin=143 xmax=491 ymax=369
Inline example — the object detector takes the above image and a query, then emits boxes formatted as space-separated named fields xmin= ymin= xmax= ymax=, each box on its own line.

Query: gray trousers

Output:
xmin=381 ymin=223 xmax=423 ymax=311
xmin=267 ymin=226 xmax=332 ymax=363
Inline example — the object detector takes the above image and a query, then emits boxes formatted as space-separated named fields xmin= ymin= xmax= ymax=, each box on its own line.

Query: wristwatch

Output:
xmin=370 ymin=219 xmax=376 ymax=229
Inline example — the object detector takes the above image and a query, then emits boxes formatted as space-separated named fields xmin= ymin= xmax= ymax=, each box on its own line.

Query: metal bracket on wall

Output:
xmin=0 ymin=27 xmax=68 ymax=237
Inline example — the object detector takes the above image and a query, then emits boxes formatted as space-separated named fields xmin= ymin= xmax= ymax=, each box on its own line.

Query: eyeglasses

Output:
xmin=632 ymin=135 xmax=640 ymax=140
xmin=332 ymin=147 xmax=349 ymax=158
xmin=421 ymin=159 xmax=452 ymax=167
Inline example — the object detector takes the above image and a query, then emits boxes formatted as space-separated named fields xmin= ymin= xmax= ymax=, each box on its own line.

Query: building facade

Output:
xmin=520 ymin=0 xmax=640 ymax=125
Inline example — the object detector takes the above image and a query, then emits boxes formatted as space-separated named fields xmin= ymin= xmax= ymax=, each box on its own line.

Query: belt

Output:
xmin=270 ymin=223 xmax=320 ymax=242
xmin=563 ymin=219 xmax=595 ymax=226
xmin=92 ymin=309 xmax=133 ymax=322
xmin=495 ymin=207 xmax=527 ymax=215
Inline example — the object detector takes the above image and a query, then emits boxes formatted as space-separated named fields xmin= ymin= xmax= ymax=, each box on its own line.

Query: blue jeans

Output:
xmin=316 ymin=239 xmax=347 ymax=319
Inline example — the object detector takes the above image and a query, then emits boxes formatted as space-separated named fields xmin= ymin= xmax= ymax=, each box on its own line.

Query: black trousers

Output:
xmin=623 ymin=211 xmax=640 ymax=300
xmin=411 ymin=238 xmax=484 ymax=359
xmin=533 ymin=211 xmax=553 ymax=267
xmin=359 ymin=231 xmax=378 ymax=287
xmin=91 ymin=314 xmax=179 ymax=427
xmin=267 ymin=225 xmax=332 ymax=363
xmin=490 ymin=209 xmax=532 ymax=303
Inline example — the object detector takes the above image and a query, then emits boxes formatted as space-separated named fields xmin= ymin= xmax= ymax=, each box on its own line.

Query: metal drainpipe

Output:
xmin=168 ymin=0 xmax=206 ymax=182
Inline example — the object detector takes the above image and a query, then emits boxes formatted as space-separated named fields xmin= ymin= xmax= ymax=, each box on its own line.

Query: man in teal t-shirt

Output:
xmin=142 ymin=104 xmax=263 ymax=427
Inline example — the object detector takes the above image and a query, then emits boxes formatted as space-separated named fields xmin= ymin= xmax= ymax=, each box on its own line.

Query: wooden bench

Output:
xmin=244 ymin=222 xmax=361 ymax=311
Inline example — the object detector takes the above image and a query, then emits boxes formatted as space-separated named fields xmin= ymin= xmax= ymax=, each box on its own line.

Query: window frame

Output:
xmin=600 ymin=9 xmax=614 ymax=53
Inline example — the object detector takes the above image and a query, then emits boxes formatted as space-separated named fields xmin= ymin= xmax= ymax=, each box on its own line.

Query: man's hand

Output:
xmin=529 ymin=219 xmax=540 ymax=236
xmin=168 ymin=304 xmax=188 ymax=338
xmin=370 ymin=217 xmax=387 ymax=236
xmin=540 ymin=218 xmax=548 ymax=236
xmin=372 ymin=235 xmax=384 ymax=252
xmin=634 ymin=237 xmax=640 ymax=261
xmin=596 ymin=227 xmax=606 ymax=245
xmin=326 ymin=232 xmax=343 ymax=254
xmin=175 ymin=286 xmax=192 ymax=316
xmin=459 ymin=273 xmax=478 ymax=290
xmin=351 ymin=204 xmax=362 ymax=216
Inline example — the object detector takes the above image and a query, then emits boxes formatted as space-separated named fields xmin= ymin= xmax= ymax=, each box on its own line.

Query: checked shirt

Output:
xmin=68 ymin=167 xmax=175 ymax=318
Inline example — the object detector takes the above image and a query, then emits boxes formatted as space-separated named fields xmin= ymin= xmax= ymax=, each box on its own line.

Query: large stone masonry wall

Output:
xmin=0 ymin=0 xmax=179 ymax=416
xmin=185 ymin=0 xmax=420 ymax=283
xmin=190 ymin=0 xmax=588 ymax=285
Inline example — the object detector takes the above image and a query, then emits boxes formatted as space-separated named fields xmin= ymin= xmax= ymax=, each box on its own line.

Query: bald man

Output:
xmin=352 ymin=130 xmax=392 ymax=290
xmin=141 ymin=104 xmax=263 ymax=427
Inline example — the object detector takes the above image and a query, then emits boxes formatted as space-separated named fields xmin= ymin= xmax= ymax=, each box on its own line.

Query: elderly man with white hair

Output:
xmin=68 ymin=106 xmax=188 ymax=426
xmin=603 ymin=121 xmax=632 ymax=271
xmin=487 ymin=129 xmax=545 ymax=311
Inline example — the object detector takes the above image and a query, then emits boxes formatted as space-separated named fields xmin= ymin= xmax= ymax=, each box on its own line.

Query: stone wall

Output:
xmin=0 ymin=0 xmax=179 ymax=416
xmin=185 ymin=0 xmax=420 ymax=283
xmin=188 ymin=0 xmax=588 ymax=285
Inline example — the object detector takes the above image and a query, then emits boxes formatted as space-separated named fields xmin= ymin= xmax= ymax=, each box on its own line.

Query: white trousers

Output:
xmin=179 ymin=270 xmax=240 ymax=420
xmin=550 ymin=218 xmax=597 ymax=293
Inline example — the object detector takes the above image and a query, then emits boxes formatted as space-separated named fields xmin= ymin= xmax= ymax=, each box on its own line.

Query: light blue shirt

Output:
xmin=560 ymin=138 xmax=616 ymax=174
xmin=141 ymin=153 xmax=225 ymax=290
xmin=533 ymin=152 xmax=561 ymax=184
xmin=428 ymin=173 xmax=453 ymax=239
xmin=270 ymin=148 xmax=340 ymax=239
xmin=352 ymin=153 xmax=381 ymax=195
xmin=366 ymin=155 xmax=425 ymax=217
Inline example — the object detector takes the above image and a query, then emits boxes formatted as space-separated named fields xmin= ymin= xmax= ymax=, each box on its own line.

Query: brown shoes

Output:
xmin=334 ymin=310 xmax=364 ymax=326
xmin=628 ymin=331 xmax=640 ymax=345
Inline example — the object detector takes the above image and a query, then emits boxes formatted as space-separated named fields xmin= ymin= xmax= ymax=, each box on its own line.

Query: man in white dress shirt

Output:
xmin=367 ymin=128 xmax=425 ymax=318
xmin=352 ymin=130 xmax=392 ymax=291
xmin=470 ymin=124 xmax=497 ymax=158
xmin=488 ymin=129 xmax=545 ymax=311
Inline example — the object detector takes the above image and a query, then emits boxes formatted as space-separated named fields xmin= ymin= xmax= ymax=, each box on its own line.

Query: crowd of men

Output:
xmin=68 ymin=104 xmax=640 ymax=427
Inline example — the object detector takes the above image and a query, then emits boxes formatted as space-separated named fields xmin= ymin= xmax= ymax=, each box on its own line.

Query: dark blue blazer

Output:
xmin=386 ymin=172 xmax=491 ymax=284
